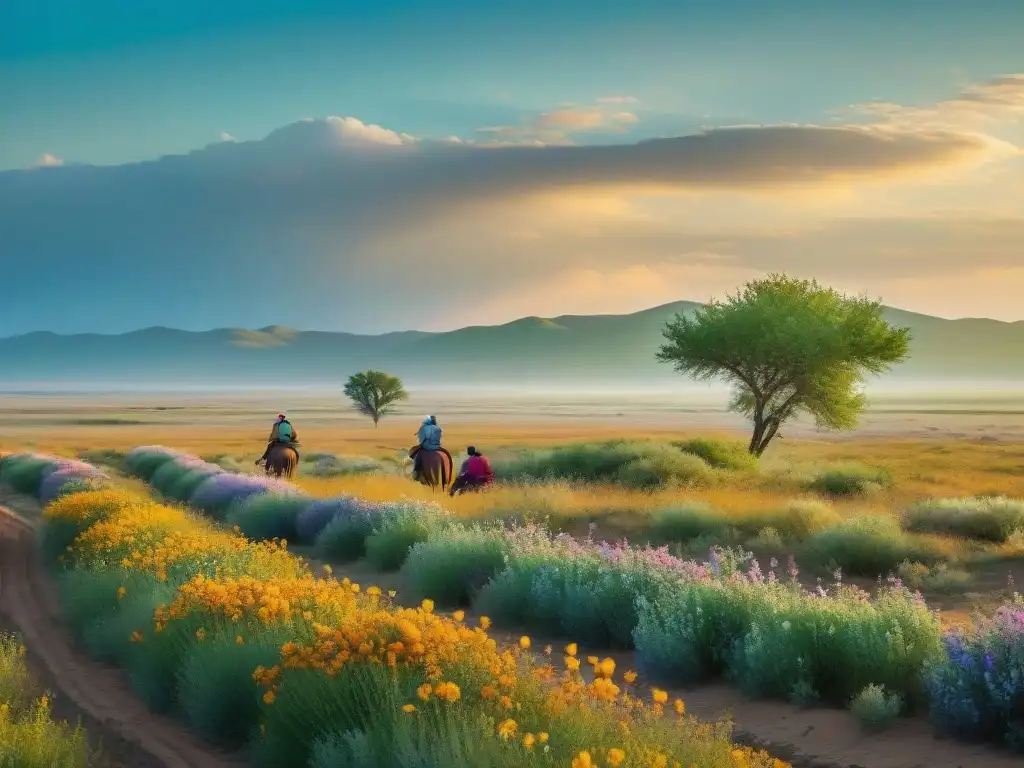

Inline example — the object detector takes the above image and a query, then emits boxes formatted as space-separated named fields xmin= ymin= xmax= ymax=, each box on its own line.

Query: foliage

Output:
xmin=0 ymin=454 xmax=56 ymax=496
xmin=0 ymin=632 xmax=92 ymax=767
xmin=224 ymin=492 xmax=312 ymax=543
xmin=807 ymin=463 xmax=891 ymax=496
xmin=925 ymin=601 xmax=1024 ymax=750
xmin=296 ymin=496 xmax=360 ymax=544
xmin=801 ymin=515 xmax=943 ymax=577
xmin=904 ymin=496 xmax=1024 ymax=543
xmin=313 ymin=499 xmax=388 ymax=562
xmin=343 ymin=370 xmax=409 ymax=427
xmin=849 ymin=684 xmax=903 ymax=731
xmin=364 ymin=500 xmax=446 ymax=572
xmin=656 ymin=274 xmax=910 ymax=456
xmin=494 ymin=440 xmax=714 ymax=489
xmin=401 ymin=526 xmax=512 ymax=607
xmin=673 ymin=438 xmax=758 ymax=471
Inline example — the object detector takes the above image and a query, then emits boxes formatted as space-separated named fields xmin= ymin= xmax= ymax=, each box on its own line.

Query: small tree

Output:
xmin=656 ymin=274 xmax=910 ymax=457
xmin=343 ymin=370 xmax=408 ymax=427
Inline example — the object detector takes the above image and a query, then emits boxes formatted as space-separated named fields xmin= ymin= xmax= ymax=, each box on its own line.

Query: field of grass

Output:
xmin=3 ymin=394 xmax=1024 ymax=764
xmin=0 ymin=630 xmax=94 ymax=766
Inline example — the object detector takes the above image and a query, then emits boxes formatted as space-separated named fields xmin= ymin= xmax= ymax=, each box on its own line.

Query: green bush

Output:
xmin=807 ymin=464 xmax=891 ymax=496
xmin=849 ymin=684 xmax=902 ymax=731
xmin=123 ymin=448 xmax=178 ymax=480
xmin=164 ymin=468 xmax=218 ymax=504
xmin=493 ymin=439 xmax=713 ymax=489
xmin=903 ymin=496 xmax=1024 ymax=543
xmin=742 ymin=499 xmax=842 ymax=540
xmin=802 ymin=516 xmax=943 ymax=577
xmin=1 ymin=455 xmax=54 ymax=496
xmin=365 ymin=510 xmax=439 ymax=572
xmin=615 ymin=449 xmax=712 ymax=490
xmin=649 ymin=502 xmax=729 ymax=543
xmin=177 ymin=628 xmax=293 ymax=748
xmin=225 ymin=493 xmax=310 ymax=543
xmin=400 ymin=526 xmax=511 ymax=607
xmin=674 ymin=438 xmax=758 ymax=471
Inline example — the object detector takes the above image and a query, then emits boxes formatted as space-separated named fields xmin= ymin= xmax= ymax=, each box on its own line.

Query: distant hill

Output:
xmin=1 ymin=301 xmax=1021 ymax=386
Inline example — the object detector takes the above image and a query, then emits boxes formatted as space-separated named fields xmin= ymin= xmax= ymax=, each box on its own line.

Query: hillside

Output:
xmin=0 ymin=301 xmax=1021 ymax=386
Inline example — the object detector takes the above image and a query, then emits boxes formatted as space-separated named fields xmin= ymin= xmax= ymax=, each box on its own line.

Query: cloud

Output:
xmin=596 ymin=96 xmax=641 ymax=105
xmin=219 ymin=132 xmax=237 ymax=142
xmin=851 ymin=73 xmax=1024 ymax=130
xmin=477 ymin=100 xmax=643 ymax=143
xmin=1 ymin=75 xmax=1022 ymax=334
xmin=34 ymin=153 xmax=63 ymax=168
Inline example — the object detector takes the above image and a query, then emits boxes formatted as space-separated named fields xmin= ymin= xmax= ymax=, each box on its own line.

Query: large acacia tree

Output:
xmin=656 ymin=274 xmax=911 ymax=456
xmin=343 ymin=370 xmax=408 ymax=427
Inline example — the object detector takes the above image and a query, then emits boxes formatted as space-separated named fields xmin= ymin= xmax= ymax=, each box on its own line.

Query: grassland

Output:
xmin=4 ymin=390 xmax=1024 ymax=767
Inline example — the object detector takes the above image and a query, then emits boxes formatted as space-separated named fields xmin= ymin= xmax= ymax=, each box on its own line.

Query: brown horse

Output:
xmin=410 ymin=447 xmax=453 ymax=492
xmin=263 ymin=442 xmax=299 ymax=478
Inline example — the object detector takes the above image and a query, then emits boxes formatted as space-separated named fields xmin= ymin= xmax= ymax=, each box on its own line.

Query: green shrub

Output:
xmin=164 ymin=468 xmax=218 ymax=504
xmin=76 ymin=448 xmax=126 ymax=470
xmin=0 ymin=633 xmax=39 ymax=713
xmin=365 ymin=508 xmax=440 ymax=572
xmin=849 ymin=684 xmax=902 ymax=731
xmin=493 ymin=439 xmax=713 ymax=489
xmin=802 ymin=516 xmax=943 ymax=577
xmin=903 ymin=496 xmax=1024 ymax=543
xmin=743 ymin=499 xmax=842 ymax=540
xmin=225 ymin=493 xmax=310 ymax=542
xmin=123 ymin=449 xmax=178 ymax=480
xmin=674 ymin=438 xmax=757 ymax=471
xmin=615 ymin=449 xmax=712 ymax=490
xmin=807 ymin=463 xmax=890 ymax=496
xmin=314 ymin=504 xmax=382 ymax=563
xmin=1 ymin=456 xmax=54 ymax=496
xmin=177 ymin=628 xmax=292 ymax=748
xmin=649 ymin=502 xmax=729 ymax=543
xmin=400 ymin=526 xmax=511 ymax=607
xmin=895 ymin=561 xmax=972 ymax=594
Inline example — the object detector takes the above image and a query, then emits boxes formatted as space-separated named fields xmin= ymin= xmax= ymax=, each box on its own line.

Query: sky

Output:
xmin=1 ymin=0 xmax=1023 ymax=335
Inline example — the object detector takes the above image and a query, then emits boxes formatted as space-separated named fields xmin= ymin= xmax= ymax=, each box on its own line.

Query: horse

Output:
xmin=262 ymin=442 xmax=299 ymax=478
xmin=410 ymin=447 xmax=453 ymax=492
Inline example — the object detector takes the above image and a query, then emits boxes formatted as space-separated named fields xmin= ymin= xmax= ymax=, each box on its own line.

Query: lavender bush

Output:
xmin=295 ymin=496 xmax=361 ymax=544
xmin=926 ymin=602 xmax=1024 ymax=749
xmin=189 ymin=472 xmax=298 ymax=519
xmin=38 ymin=464 xmax=109 ymax=505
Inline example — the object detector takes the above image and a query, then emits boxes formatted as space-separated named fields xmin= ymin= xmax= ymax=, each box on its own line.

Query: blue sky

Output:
xmin=1 ymin=0 xmax=1023 ymax=334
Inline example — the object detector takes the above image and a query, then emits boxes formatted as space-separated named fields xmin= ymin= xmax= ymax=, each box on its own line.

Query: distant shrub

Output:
xmin=123 ymin=446 xmax=181 ymax=480
xmin=364 ymin=499 xmax=446 ymax=571
xmin=674 ymin=438 xmax=758 ymax=471
xmin=650 ymin=502 xmax=729 ymax=543
xmin=225 ymin=493 xmax=311 ymax=542
xmin=494 ymin=439 xmax=712 ymax=488
xmin=401 ymin=526 xmax=511 ymax=607
xmin=76 ymin=448 xmax=126 ymax=470
xmin=313 ymin=500 xmax=387 ymax=563
xmin=802 ymin=516 xmax=943 ymax=577
xmin=896 ymin=561 xmax=972 ymax=595
xmin=615 ymin=449 xmax=713 ymax=490
xmin=849 ymin=684 xmax=902 ymax=731
xmin=743 ymin=499 xmax=842 ymax=540
xmin=904 ymin=496 xmax=1024 ymax=543
xmin=301 ymin=453 xmax=390 ymax=478
xmin=807 ymin=464 xmax=891 ymax=496
xmin=190 ymin=473 xmax=297 ymax=519
xmin=0 ymin=454 xmax=54 ymax=496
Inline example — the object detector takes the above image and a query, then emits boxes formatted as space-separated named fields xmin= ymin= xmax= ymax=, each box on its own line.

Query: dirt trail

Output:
xmin=0 ymin=506 xmax=244 ymax=768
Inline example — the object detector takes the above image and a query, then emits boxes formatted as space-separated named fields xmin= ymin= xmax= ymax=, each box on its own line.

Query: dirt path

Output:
xmin=0 ymin=506 xmax=244 ymax=768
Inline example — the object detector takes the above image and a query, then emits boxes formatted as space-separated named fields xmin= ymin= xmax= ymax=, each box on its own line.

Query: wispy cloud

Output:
xmin=476 ymin=100 xmax=643 ymax=143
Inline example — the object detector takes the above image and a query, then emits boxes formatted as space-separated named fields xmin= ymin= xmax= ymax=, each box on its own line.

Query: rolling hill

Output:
xmin=1 ymin=301 xmax=1021 ymax=386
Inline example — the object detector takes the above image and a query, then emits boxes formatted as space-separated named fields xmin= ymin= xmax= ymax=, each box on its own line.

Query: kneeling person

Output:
xmin=450 ymin=445 xmax=494 ymax=496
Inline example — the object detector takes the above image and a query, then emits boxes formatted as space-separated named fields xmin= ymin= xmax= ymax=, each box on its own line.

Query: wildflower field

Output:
xmin=0 ymin=450 xmax=795 ymax=768
xmin=0 ymin=630 xmax=93 ymax=766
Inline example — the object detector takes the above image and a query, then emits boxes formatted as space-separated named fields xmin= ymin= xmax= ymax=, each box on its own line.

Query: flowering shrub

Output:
xmin=37 ymin=468 xmax=791 ymax=768
xmin=123 ymin=445 xmax=183 ymax=481
xmin=926 ymin=601 xmax=1024 ymax=750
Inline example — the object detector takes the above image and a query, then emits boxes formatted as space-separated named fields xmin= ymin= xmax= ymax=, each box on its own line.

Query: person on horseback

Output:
xmin=412 ymin=415 xmax=442 ymax=477
xmin=257 ymin=413 xmax=299 ymax=465
xmin=450 ymin=445 xmax=494 ymax=496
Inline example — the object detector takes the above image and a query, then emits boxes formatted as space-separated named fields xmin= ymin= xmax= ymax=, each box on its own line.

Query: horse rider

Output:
xmin=256 ymin=412 xmax=299 ymax=465
xmin=450 ymin=445 xmax=494 ymax=496
xmin=412 ymin=415 xmax=442 ymax=477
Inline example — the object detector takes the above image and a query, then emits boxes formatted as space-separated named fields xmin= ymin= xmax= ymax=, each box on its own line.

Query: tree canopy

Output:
xmin=343 ymin=370 xmax=409 ymax=427
xmin=656 ymin=274 xmax=911 ymax=456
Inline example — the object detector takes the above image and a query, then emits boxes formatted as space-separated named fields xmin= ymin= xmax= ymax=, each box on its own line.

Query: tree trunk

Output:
xmin=753 ymin=416 xmax=781 ymax=457
xmin=748 ymin=401 xmax=767 ymax=455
